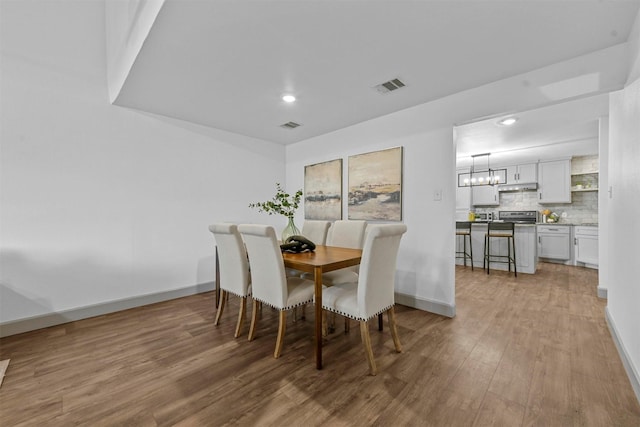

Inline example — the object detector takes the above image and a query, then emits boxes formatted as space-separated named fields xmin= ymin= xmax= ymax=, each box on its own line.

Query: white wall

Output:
xmin=287 ymin=123 xmax=457 ymax=315
xmin=605 ymin=6 xmax=640 ymax=400
xmin=608 ymin=77 xmax=640 ymax=400
xmin=0 ymin=0 xmax=284 ymax=331
xmin=598 ymin=116 xmax=610 ymax=299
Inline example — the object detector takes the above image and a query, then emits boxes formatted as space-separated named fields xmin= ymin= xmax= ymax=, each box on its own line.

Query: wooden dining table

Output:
xmin=282 ymin=245 xmax=362 ymax=369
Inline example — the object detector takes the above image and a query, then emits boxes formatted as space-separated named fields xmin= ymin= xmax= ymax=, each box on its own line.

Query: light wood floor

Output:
xmin=1 ymin=263 xmax=639 ymax=426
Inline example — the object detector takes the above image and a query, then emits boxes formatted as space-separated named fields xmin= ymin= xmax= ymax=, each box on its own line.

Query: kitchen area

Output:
xmin=454 ymin=96 xmax=605 ymax=275
xmin=456 ymin=154 xmax=599 ymax=274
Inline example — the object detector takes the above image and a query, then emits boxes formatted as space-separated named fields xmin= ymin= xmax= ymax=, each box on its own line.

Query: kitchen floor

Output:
xmin=454 ymin=261 xmax=639 ymax=425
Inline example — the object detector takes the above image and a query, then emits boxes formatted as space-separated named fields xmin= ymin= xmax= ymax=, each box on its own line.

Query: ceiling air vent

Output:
xmin=374 ymin=78 xmax=406 ymax=94
xmin=280 ymin=121 xmax=301 ymax=129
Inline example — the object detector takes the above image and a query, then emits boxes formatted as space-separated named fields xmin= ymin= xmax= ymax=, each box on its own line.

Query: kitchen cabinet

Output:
xmin=537 ymin=225 xmax=572 ymax=261
xmin=472 ymin=185 xmax=499 ymax=206
xmin=575 ymin=226 xmax=598 ymax=268
xmin=456 ymin=168 xmax=471 ymax=210
xmin=538 ymin=159 xmax=571 ymax=203
xmin=505 ymin=163 xmax=537 ymax=184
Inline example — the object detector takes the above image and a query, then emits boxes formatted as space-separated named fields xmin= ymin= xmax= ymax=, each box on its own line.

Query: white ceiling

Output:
xmin=455 ymin=93 xmax=609 ymax=168
xmin=114 ymin=0 xmax=640 ymax=145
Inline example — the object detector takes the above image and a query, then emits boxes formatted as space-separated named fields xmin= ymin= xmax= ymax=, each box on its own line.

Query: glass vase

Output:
xmin=281 ymin=216 xmax=300 ymax=242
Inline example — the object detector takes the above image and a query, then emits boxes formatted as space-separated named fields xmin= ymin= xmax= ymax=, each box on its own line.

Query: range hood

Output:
xmin=498 ymin=182 xmax=538 ymax=192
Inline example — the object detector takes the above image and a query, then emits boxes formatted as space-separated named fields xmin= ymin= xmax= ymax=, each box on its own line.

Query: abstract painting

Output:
xmin=304 ymin=159 xmax=342 ymax=220
xmin=348 ymin=147 xmax=403 ymax=221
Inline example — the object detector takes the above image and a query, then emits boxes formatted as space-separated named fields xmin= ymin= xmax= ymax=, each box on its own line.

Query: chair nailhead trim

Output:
xmin=224 ymin=290 xmax=251 ymax=298
xmin=322 ymin=304 xmax=394 ymax=321
xmin=251 ymin=296 xmax=313 ymax=311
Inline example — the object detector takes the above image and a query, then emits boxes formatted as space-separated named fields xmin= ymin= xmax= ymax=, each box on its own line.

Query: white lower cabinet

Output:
xmin=455 ymin=224 xmax=537 ymax=274
xmin=574 ymin=226 xmax=598 ymax=268
xmin=456 ymin=223 xmax=599 ymax=272
xmin=537 ymin=225 xmax=572 ymax=261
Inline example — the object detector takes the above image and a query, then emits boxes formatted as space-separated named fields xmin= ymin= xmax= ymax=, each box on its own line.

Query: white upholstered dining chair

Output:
xmin=289 ymin=220 xmax=331 ymax=319
xmin=319 ymin=223 xmax=407 ymax=375
xmin=238 ymin=224 xmax=315 ymax=358
xmin=209 ymin=223 xmax=251 ymax=338
xmin=301 ymin=220 xmax=367 ymax=331
xmin=305 ymin=220 xmax=367 ymax=286
xmin=286 ymin=220 xmax=331 ymax=279
xmin=300 ymin=220 xmax=331 ymax=245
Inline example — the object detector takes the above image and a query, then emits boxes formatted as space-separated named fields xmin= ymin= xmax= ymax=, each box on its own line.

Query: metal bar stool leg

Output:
xmin=512 ymin=235 xmax=517 ymax=277
xmin=462 ymin=235 xmax=467 ymax=267
xmin=468 ymin=233 xmax=473 ymax=271
xmin=486 ymin=234 xmax=491 ymax=275
xmin=507 ymin=236 xmax=512 ymax=273
xmin=483 ymin=234 xmax=487 ymax=272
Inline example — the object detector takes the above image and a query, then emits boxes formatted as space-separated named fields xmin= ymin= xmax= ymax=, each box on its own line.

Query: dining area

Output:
xmin=209 ymin=220 xmax=407 ymax=375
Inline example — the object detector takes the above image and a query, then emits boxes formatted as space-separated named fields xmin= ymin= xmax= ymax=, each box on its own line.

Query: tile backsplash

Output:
xmin=475 ymin=190 xmax=598 ymax=224
xmin=475 ymin=155 xmax=599 ymax=225
xmin=571 ymin=155 xmax=598 ymax=175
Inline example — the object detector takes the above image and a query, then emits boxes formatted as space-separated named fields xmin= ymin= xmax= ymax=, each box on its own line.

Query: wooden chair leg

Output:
xmin=329 ymin=312 xmax=336 ymax=333
xmin=387 ymin=306 xmax=402 ymax=353
xmin=359 ymin=320 xmax=377 ymax=376
xmin=248 ymin=299 xmax=259 ymax=341
xmin=234 ymin=296 xmax=247 ymax=338
xmin=300 ymin=304 xmax=306 ymax=320
xmin=274 ymin=310 xmax=287 ymax=358
xmin=214 ymin=290 xmax=226 ymax=326
xmin=344 ymin=317 xmax=350 ymax=333
xmin=322 ymin=310 xmax=328 ymax=337
xmin=292 ymin=307 xmax=298 ymax=323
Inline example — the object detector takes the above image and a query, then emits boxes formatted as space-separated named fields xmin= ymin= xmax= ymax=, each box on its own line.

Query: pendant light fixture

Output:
xmin=457 ymin=153 xmax=507 ymax=187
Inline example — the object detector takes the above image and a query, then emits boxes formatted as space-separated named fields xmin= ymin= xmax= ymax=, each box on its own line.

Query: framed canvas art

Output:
xmin=304 ymin=159 xmax=343 ymax=220
xmin=348 ymin=147 xmax=403 ymax=221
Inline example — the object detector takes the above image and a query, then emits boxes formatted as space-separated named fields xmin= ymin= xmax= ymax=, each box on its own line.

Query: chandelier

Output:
xmin=457 ymin=153 xmax=507 ymax=187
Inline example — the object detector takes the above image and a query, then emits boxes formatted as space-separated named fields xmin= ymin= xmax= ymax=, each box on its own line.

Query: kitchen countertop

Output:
xmin=470 ymin=222 xmax=536 ymax=226
xmin=538 ymin=222 xmax=598 ymax=226
xmin=469 ymin=222 xmax=598 ymax=227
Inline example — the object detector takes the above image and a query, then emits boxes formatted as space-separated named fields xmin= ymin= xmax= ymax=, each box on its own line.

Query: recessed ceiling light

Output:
xmin=498 ymin=117 xmax=518 ymax=126
xmin=282 ymin=95 xmax=296 ymax=103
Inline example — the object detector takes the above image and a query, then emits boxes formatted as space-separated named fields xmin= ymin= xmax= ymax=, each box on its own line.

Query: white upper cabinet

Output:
xmin=538 ymin=159 xmax=571 ymax=204
xmin=472 ymin=185 xmax=499 ymax=206
xmin=505 ymin=163 xmax=537 ymax=184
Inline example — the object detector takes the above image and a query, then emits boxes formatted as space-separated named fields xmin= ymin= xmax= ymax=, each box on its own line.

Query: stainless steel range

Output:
xmin=498 ymin=210 xmax=538 ymax=224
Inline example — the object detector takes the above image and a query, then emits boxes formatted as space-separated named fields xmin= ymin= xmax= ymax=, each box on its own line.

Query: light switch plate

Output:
xmin=433 ymin=189 xmax=442 ymax=201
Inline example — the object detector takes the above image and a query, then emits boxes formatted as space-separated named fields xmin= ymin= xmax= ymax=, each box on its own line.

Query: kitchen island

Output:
xmin=455 ymin=223 xmax=538 ymax=274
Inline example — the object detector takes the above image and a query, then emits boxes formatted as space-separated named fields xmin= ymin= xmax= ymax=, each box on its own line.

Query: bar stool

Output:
xmin=455 ymin=221 xmax=473 ymax=270
xmin=484 ymin=222 xmax=517 ymax=277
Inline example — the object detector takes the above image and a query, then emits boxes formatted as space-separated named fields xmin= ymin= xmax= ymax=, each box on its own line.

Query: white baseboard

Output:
xmin=605 ymin=307 xmax=640 ymax=405
xmin=395 ymin=292 xmax=456 ymax=318
xmin=0 ymin=282 xmax=215 ymax=338
xmin=597 ymin=286 xmax=608 ymax=299
xmin=2 ymin=285 xmax=452 ymax=338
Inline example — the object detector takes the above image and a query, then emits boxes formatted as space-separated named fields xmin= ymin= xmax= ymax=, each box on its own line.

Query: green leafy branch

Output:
xmin=249 ymin=183 xmax=303 ymax=218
